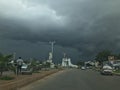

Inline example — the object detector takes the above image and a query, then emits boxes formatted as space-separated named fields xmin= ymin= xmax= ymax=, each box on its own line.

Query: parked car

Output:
xmin=21 ymin=63 xmax=33 ymax=75
xmin=100 ymin=65 xmax=113 ymax=75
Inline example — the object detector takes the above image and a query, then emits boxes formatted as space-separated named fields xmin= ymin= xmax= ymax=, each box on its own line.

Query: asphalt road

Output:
xmin=20 ymin=69 xmax=120 ymax=90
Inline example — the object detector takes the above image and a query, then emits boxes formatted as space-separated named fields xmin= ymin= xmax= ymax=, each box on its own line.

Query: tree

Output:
xmin=95 ymin=50 xmax=112 ymax=65
xmin=0 ymin=53 xmax=4 ymax=76
xmin=30 ymin=59 xmax=42 ymax=71
xmin=117 ymin=53 xmax=120 ymax=59
xmin=45 ymin=62 xmax=51 ymax=68
xmin=0 ymin=53 xmax=13 ymax=76
xmin=76 ymin=61 xmax=84 ymax=66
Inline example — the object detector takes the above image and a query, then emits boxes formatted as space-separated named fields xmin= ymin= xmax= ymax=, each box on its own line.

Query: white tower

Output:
xmin=49 ymin=41 xmax=55 ymax=62
xmin=61 ymin=56 xmax=78 ymax=68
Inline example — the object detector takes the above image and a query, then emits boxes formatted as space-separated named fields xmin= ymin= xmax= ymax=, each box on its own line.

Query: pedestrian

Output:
xmin=16 ymin=57 xmax=24 ymax=75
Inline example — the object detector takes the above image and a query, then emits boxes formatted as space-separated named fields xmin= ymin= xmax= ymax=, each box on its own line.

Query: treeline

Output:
xmin=77 ymin=50 xmax=120 ymax=66
xmin=95 ymin=50 xmax=120 ymax=64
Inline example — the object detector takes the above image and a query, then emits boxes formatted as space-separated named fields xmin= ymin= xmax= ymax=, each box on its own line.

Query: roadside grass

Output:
xmin=33 ymin=71 xmax=41 ymax=73
xmin=113 ymin=70 xmax=120 ymax=73
xmin=0 ymin=75 xmax=15 ymax=80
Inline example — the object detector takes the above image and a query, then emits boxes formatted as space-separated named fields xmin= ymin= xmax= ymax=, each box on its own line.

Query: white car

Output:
xmin=21 ymin=63 xmax=32 ymax=75
xmin=81 ymin=66 xmax=86 ymax=70
xmin=101 ymin=65 xmax=113 ymax=75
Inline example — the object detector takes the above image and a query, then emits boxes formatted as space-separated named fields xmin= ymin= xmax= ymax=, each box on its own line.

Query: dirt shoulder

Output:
xmin=20 ymin=70 xmax=67 ymax=90
xmin=0 ymin=69 xmax=61 ymax=90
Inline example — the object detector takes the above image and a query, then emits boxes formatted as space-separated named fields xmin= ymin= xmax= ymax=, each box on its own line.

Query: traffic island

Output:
xmin=0 ymin=69 xmax=61 ymax=90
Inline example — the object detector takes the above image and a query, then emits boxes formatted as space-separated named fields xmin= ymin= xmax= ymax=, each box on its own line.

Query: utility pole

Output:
xmin=13 ymin=52 xmax=16 ymax=61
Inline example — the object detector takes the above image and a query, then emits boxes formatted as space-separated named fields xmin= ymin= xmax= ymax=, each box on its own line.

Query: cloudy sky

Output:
xmin=0 ymin=0 xmax=120 ymax=63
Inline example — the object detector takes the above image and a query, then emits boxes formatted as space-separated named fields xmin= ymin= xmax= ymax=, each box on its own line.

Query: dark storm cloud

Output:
xmin=0 ymin=0 xmax=120 ymax=61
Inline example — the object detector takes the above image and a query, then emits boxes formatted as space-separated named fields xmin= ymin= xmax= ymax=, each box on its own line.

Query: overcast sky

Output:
xmin=0 ymin=0 xmax=120 ymax=63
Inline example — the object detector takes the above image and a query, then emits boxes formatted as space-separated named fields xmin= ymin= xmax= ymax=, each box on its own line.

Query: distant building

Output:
xmin=108 ymin=56 xmax=115 ymax=61
xmin=108 ymin=56 xmax=115 ymax=65
xmin=95 ymin=61 xmax=99 ymax=67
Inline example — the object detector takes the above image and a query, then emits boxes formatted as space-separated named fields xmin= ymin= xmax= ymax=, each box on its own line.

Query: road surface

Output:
xmin=20 ymin=69 xmax=120 ymax=90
